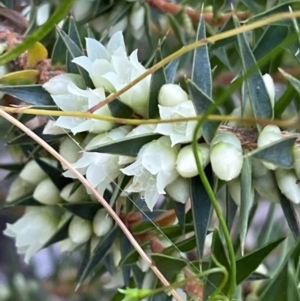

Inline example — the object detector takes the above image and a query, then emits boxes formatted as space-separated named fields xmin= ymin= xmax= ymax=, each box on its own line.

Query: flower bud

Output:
xmin=253 ymin=170 xmax=280 ymax=203
xmin=93 ymin=209 xmax=113 ymax=237
xmin=90 ymin=235 xmax=101 ymax=254
xmin=59 ymin=136 xmax=83 ymax=169
xmin=58 ymin=238 xmax=79 ymax=252
xmin=275 ymin=168 xmax=300 ymax=204
xmin=129 ymin=2 xmax=145 ymax=39
xmin=176 ymin=144 xmax=210 ymax=178
xmin=158 ymin=84 xmax=189 ymax=107
xmin=72 ymin=0 xmax=93 ymax=22
xmin=33 ymin=178 xmax=63 ymax=205
xmin=68 ymin=216 xmax=92 ymax=244
xmin=6 ymin=177 xmax=34 ymax=202
xmin=112 ymin=240 xmax=121 ymax=267
xmin=60 ymin=183 xmax=89 ymax=203
xmin=20 ymin=160 xmax=49 ymax=186
xmin=257 ymin=125 xmax=282 ymax=170
xmin=165 ymin=176 xmax=189 ymax=203
xmin=227 ymin=177 xmax=241 ymax=205
xmin=263 ymin=74 xmax=275 ymax=109
xmin=210 ymin=131 xmax=243 ymax=181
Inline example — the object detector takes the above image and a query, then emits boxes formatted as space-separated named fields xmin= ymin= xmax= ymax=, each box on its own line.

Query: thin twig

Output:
xmin=0 ymin=108 xmax=183 ymax=301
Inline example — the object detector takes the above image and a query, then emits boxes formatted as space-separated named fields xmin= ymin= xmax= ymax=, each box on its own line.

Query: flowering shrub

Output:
xmin=1 ymin=1 xmax=300 ymax=301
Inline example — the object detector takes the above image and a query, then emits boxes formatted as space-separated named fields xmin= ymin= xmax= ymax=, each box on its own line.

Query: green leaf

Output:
xmin=108 ymin=99 xmax=133 ymax=120
xmin=247 ymin=137 xmax=297 ymax=169
xmin=0 ymin=70 xmax=39 ymax=85
xmin=165 ymin=59 xmax=179 ymax=84
xmin=279 ymin=193 xmax=300 ymax=238
xmin=190 ymin=166 xmax=213 ymax=258
xmin=236 ymin=236 xmax=286 ymax=284
xmin=1 ymin=194 xmax=41 ymax=208
xmin=151 ymin=254 xmax=187 ymax=282
xmin=56 ymin=28 xmax=93 ymax=88
xmin=187 ymin=80 xmax=220 ymax=143
xmin=163 ymin=235 xmax=196 ymax=254
xmin=239 ymin=156 xmax=253 ymax=254
xmin=61 ymin=202 xmax=102 ymax=221
xmin=42 ymin=215 xmax=72 ymax=248
xmin=279 ymin=68 xmax=300 ymax=95
xmin=148 ymin=47 xmax=167 ymax=118
xmin=51 ymin=18 xmax=70 ymax=66
xmin=0 ymin=162 xmax=24 ymax=173
xmin=226 ymin=187 xmax=238 ymax=232
xmin=86 ymin=133 xmax=161 ymax=156
xmin=120 ymin=235 xmax=132 ymax=286
xmin=0 ymin=85 xmax=54 ymax=106
xmin=0 ymin=0 xmax=74 ymax=65
xmin=167 ymin=14 xmax=186 ymax=46
xmin=234 ymin=16 xmax=273 ymax=122
xmin=119 ymin=242 xmax=148 ymax=266
xmin=171 ymin=198 xmax=186 ymax=229
xmin=287 ymin=261 xmax=300 ymax=301
xmin=77 ymin=227 xmax=120 ymax=287
xmin=35 ymin=158 xmax=71 ymax=190
xmin=192 ymin=12 xmax=211 ymax=97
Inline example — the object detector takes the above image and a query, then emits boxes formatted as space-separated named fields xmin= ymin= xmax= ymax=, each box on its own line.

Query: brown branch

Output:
xmin=147 ymin=0 xmax=251 ymax=26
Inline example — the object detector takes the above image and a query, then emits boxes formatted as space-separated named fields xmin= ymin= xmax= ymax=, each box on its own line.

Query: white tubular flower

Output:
xmin=154 ymin=100 xmax=200 ymax=146
xmin=50 ymin=83 xmax=113 ymax=134
xmin=6 ymin=177 xmax=35 ymax=203
xmin=257 ymin=125 xmax=282 ymax=170
xmin=176 ymin=144 xmax=210 ymax=178
xmin=33 ymin=178 xmax=63 ymax=205
xmin=158 ymin=84 xmax=189 ymax=107
xmin=43 ymin=73 xmax=85 ymax=95
xmin=165 ymin=176 xmax=190 ymax=204
xmin=262 ymin=74 xmax=275 ymax=109
xmin=4 ymin=206 xmax=63 ymax=263
xmin=93 ymin=209 xmax=113 ymax=237
xmin=60 ymin=183 xmax=89 ymax=203
xmin=20 ymin=159 xmax=52 ymax=186
xmin=275 ymin=168 xmax=300 ymax=204
xmin=121 ymin=137 xmax=179 ymax=211
xmin=64 ymin=127 xmax=130 ymax=195
xmin=293 ymin=145 xmax=300 ymax=178
xmin=63 ymin=152 xmax=120 ymax=195
xmin=72 ymin=31 xmax=151 ymax=117
xmin=253 ymin=170 xmax=280 ymax=203
xmin=68 ymin=216 xmax=93 ymax=244
xmin=210 ymin=131 xmax=243 ymax=181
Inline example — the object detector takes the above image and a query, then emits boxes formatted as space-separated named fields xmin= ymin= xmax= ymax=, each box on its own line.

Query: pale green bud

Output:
xmin=257 ymin=125 xmax=282 ymax=170
xmin=58 ymin=237 xmax=79 ymax=252
xmin=59 ymin=136 xmax=82 ymax=169
xmin=211 ymin=131 xmax=243 ymax=181
xmin=275 ymin=168 xmax=300 ymax=204
xmin=68 ymin=216 xmax=92 ymax=244
xmin=176 ymin=144 xmax=210 ymax=178
xmin=6 ymin=177 xmax=34 ymax=202
xmin=293 ymin=145 xmax=300 ymax=179
xmin=20 ymin=160 xmax=49 ymax=186
xmin=93 ymin=209 xmax=113 ymax=237
xmin=90 ymin=235 xmax=101 ymax=254
xmin=60 ymin=183 xmax=89 ymax=203
xmin=165 ymin=176 xmax=189 ymax=204
xmin=33 ymin=178 xmax=63 ymax=205
xmin=158 ymin=84 xmax=189 ymax=107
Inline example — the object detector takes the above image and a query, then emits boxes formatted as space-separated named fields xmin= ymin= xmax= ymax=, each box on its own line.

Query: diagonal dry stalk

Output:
xmin=0 ymin=108 xmax=184 ymax=301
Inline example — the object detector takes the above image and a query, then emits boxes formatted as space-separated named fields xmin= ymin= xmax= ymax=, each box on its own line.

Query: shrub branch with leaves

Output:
xmin=1 ymin=1 xmax=300 ymax=301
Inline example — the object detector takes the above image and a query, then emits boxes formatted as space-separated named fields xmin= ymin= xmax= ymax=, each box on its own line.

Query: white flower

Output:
xmin=93 ymin=209 xmax=113 ymax=237
xmin=275 ymin=168 xmax=300 ymax=204
xmin=176 ymin=144 xmax=210 ymax=178
xmin=33 ymin=178 xmax=63 ymax=205
xmin=158 ymin=84 xmax=189 ymax=107
xmin=121 ymin=136 xmax=179 ymax=210
xmin=43 ymin=120 xmax=67 ymax=135
xmin=68 ymin=216 xmax=93 ymax=244
xmin=72 ymin=31 xmax=151 ymax=117
xmin=50 ymin=82 xmax=114 ymax=134
xmin=59 ymin=136 xmax=83 ymax=169
xmin=4 ymin=206 xmax=63 ymax=263
xmin=262 ymin=73 xmax=275 ymax=109
xmin=257 ymin=125 xmax=282 ymax=170
xmin=154 ymin=100 xmax=201 ymax=146
xmin=210 ymin=131 xmax=243 ymax=181
xmin=129 ymin=2 xmax=145 ymax=39
xmin=64 ymin=127 xmax=130 ymax=195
